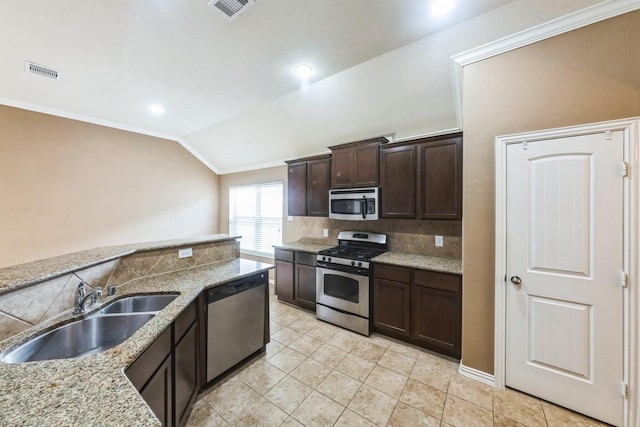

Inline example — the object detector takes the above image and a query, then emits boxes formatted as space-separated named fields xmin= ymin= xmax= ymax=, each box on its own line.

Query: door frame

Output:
xmin=494 ymin=118 xmax=639 ymax=426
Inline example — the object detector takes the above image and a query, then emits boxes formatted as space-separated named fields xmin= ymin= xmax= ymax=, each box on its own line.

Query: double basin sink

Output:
xmin=1 ymin=294 xmax=178 ymax=364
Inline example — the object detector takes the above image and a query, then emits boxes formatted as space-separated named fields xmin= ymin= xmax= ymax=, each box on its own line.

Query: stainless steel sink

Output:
xmin=0 ymin=294 xmax=179 ymax=364
xmin=1 ymin=313 xmax=155 ymax=364
xmin=99 ymin=294 xmax=178 ymax=314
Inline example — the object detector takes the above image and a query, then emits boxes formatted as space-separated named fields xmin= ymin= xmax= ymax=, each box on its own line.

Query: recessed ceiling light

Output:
xmin=149 ymin=104 xmax=165 ymax=115
xmin=294 ymin=64 xmax=314 ymax=79
xmin=431 ymin=0 xmax=455 ymax=17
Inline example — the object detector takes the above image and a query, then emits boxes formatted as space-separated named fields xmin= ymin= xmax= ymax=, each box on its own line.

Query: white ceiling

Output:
xmin=0 ymin=0 xmax=604 ymax=174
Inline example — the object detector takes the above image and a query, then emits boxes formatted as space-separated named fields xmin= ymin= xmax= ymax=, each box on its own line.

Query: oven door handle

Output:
xmin=316 ymin=264 xmax=369 ymax=276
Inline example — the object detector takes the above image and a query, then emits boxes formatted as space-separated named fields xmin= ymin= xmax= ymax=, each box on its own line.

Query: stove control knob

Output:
xmin=351 ymin=261 xmax=355 ymax=266
xmin=327 ymin=257 xmax=331 ymax=262
xmin=357 ymin=261 xmax=362 ymax=267
xmin=321 ymin=256 xmax=326 ymax=261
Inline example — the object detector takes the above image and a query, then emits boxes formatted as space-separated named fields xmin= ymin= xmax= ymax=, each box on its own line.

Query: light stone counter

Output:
xmin=274 ymin=241 xmax=462 ymax=275
xmin=0 ymin=234 xmax=240 ymax=294
xmin=0 ymin=257 xmax=272 ymax=427
xmin=273 ymin=241 xmax=335 ymax=254
xmin=372 ymin=252 xmax=462 ymax=275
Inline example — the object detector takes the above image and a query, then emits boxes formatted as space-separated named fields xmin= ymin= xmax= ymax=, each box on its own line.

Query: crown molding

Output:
xmin=0 ymin=97 xmax=225 ymax=174
xmin=175 ymin=138 xmax=221 ymax=174
xmin=0 ymin=97 xmax=181 ymax=142
xmin=215 ymin=159 xmax=287 ymax=175
xmin=450 ymin=0 xmax=640 ymax=129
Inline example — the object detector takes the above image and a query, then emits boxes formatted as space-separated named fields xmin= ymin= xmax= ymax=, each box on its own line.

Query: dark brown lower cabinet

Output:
xmin=275 ymin=249 xmax=317 ymax=311
xmin=126 ymin=301 xmax=199 ymax=427
xmin=141 ymin=355 xmax=173 ymax=426
xmin=413 ymin=284 xmax=461 ymax=357
xmin=126 ymin=327 xmax=173 ymax=425
xmin=174 ymin=321 xmax=198 ymax=427
xmin=295 ymin=263 xmax=316 ymax=310
xmin=373 ymin=278 xmax=411 ymax=337
xmin=373 ymin=263 xmax=462 ymax=359
xmin=275 ymin=250 xmax=295 ymax=303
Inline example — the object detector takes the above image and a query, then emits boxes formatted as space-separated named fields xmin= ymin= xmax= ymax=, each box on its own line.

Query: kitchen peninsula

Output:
xmin=0 ymin=235 xmax=273 ymax=426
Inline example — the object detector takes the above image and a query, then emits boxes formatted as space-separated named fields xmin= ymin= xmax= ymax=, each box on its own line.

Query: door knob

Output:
xmin=510 ymin=276 xmax=522 ymax=285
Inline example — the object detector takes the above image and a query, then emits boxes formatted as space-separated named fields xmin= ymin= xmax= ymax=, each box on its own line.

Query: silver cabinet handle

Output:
xmin=510 ymin=276 xmax=522 ymax=285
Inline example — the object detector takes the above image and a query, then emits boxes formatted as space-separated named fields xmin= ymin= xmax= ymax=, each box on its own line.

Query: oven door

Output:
xmin=316 ymin=266 xmax=369 ymax=317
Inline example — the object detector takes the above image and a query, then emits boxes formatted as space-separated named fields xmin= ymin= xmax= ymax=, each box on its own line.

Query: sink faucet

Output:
xmin=75 ymin=281 xmax=102 ymax=314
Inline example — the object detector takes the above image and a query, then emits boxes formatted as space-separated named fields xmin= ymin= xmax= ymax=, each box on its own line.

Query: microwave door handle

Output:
xmin=361 ymin=197 xmax=366 ymax=219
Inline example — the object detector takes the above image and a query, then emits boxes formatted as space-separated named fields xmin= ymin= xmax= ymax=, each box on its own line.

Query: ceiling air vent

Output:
xmin=208 ymin=0 xmax=254 ymax=21
xmin=25 ymin=61 xmax=62 ymax=81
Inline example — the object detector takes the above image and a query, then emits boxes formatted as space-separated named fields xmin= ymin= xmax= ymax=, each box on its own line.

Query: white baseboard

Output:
xmin=458 ymin=362 xmax=498 ymax=387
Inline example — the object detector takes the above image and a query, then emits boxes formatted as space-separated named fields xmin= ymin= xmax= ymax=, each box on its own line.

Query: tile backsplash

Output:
xmin=290 ymin=216 xmax=462 ymax=259
xmin=105 ymin=240 xmax=238 ymax=288
xmin=0 ymin=260 xmax=117 ymax=342
xmin=0 ymin=239 xmax=239 ymax=343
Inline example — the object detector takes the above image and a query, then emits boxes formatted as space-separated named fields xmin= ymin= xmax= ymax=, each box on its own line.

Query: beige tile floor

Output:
xmin=186 ymin=285 xmax=609 ymax=427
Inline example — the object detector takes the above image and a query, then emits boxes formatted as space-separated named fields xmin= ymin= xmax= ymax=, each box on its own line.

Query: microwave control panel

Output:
xmin=365 ymin=198 xmax=376 ymax=214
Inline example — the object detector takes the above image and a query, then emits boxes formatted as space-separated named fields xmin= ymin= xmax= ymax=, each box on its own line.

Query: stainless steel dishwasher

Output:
xmin=206 ymin=273 xmax=267 ymax=382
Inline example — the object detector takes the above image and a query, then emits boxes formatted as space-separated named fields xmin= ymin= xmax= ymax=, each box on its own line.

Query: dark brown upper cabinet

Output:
xmin=417 ymin=134 xmax=462 ymax=220
xmin=379 ymin=133 xmax=462 ymax=220
xmin=380 ymin=144 xmax=416 ymax=218
xmin=285 ymin=154 xmax=331 ymax=217
xmin=329 ymin=137 xmax=387 ymax=189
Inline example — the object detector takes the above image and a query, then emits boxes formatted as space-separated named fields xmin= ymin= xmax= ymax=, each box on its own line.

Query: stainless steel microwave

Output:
xmin=329 ymin=187 xmax=379 ymax=220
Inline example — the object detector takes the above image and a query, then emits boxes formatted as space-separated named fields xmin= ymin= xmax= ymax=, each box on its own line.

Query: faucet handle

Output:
xmin=76 ymin=281 xmax=86 ymax=301
xmin=95 ymin=286 xmax=102 ymax=296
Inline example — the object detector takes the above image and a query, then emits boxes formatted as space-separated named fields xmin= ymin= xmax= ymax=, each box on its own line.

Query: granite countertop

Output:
xmin=0 ymin=257 xmax=272 ymax=427
xmin=274 ymin=241 xmax=461 ymax=275
xmin=273 ymin=240 xmax=335 ymax=254
xmin=372 ymin=252 xmax=462 ymax=275
xmin=0 ymin=234 xmax=240 ymax=295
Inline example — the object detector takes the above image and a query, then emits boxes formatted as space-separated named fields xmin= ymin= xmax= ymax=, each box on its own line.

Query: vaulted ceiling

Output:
xmin=1 ymin=0 xmax=605 ymax=173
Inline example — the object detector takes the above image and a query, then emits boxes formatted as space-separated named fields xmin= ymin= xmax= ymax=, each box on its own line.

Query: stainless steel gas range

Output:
xmin=315 ymin=231 xmax=387 ymax=336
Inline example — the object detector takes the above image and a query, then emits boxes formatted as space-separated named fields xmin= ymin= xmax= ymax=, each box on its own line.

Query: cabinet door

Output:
xmin=353 ymin=142 xmax=379 ymax=187
xmin=331 ymin=148 xmax=353 ymax=189
xmin=417 ymin=137 xmax=462 ymax=220
xmin=126 ymin=327 xmax=172 ymax=391
xmin=412 ymin=271 xmax=461 ymax=358
xmin=287 ymin=162 xmax=307 ymax=216
xmin=380 ymin=144 xmax=416 ymax=218
xmin=275 ymin=260 xmax=294 ymax=302
xmin=175 ymin=321 xmax=198 ymax=427
xmin=295 ymin=263 xmax=316 ymax=311
xmin=373 ymin=278 xmax=410 ymax=337
xmin=307 ymin=158 xmax=330 ymax=216
xmin=140 ymin=355 xmax=173 ymax=427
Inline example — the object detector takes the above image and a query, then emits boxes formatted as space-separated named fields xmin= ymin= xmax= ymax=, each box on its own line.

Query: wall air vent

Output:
xmin=25 ymin=61 xmax=62 ymax=81
xmin=208 ymin=0 xmax=255 ymax=21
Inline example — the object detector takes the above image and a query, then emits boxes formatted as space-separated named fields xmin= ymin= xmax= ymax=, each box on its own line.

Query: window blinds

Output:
xmin=229 ymin=182 xmax=283 ymax=256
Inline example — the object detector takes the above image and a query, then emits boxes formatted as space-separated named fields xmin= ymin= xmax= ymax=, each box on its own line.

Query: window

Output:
xmin=229 ymin=182 xmax=283 ymax=257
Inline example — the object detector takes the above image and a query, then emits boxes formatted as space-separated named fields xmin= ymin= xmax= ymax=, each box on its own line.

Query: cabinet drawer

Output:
xmin=295 ymin=251 xmax=316 ymax=266
xmin=175 ymin=300 xmax=197 ymax=341
xmin=414 ymin=270 xmax=461 ymax=293
xmin=374 ymin=264 xmax=410 ymax=283
xmin=275 ymin=249 xmax=294 ymax=262
xmin=126 ymin=326 xmax=172 ymax=391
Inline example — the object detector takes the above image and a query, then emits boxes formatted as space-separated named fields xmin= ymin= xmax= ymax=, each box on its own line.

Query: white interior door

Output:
xmin=505 ymin=131 xmax=625 ymax=426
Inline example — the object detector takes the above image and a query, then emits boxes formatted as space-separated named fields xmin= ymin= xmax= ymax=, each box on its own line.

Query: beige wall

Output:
xmin=219 ymin=165 xmax=289 ymax=277
xmin=0 ymin=106 xmax=220 ymax=267
xmin=462 ymin=11 xmax=640 ymax=373
xmin=219 ymin=165 xmax=291 ymax=239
